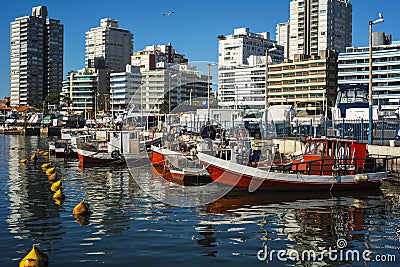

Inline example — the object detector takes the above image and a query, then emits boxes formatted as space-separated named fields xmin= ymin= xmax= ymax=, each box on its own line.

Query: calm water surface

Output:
xmin=1 ymin=135 xmax=400 ymax=266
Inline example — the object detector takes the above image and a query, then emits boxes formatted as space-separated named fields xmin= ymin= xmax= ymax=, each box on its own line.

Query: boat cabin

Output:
xmin=292 ymin=138 xmax=367 ymax=175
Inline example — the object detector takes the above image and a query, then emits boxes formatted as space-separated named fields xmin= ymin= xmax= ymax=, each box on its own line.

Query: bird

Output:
xmin=379 ymin=12 xmax=383 ymax=20
xmin=163 ymin=11 xmax=175 ymax=16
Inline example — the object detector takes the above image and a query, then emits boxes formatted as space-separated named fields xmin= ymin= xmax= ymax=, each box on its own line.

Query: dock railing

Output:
xmin=273 ymin=155 xmax=400 ymax=178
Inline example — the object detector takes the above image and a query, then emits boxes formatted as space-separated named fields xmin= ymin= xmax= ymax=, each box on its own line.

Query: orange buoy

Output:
xmin=48 ymin=172 xmax=57 ymax=182
xmin=19 ymin=244 xmax=48 ymax=267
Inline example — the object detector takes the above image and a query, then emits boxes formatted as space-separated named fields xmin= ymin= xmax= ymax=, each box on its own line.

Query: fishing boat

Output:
xmin=151 ymin=145 xmax=212 ymax=185
xmin=48 ymin=139 xmax=76 ymax=157
xmin=4 ymin=128 xmax=21 ymax=135
xmin=76 ymin=139 xmax=124 ymax=165
xmin=197 ymin=138 xmax=387 ymax=192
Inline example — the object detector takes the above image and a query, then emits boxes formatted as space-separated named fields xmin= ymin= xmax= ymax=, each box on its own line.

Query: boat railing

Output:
xmin=274 ymin=155 xmax=400 ymax=176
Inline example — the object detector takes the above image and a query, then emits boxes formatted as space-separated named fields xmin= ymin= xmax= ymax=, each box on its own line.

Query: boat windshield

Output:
xmin=304 ymin=141 xmax=325 ymax=155
xmin=339 ymin=89 xmax=368 ymax=104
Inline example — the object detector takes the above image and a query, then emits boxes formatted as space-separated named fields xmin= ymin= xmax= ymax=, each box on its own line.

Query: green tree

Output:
xmin=159 ymin=100 xmax=170 ymax=114
xmin=45 ymin=93 xmax=60 ymax=105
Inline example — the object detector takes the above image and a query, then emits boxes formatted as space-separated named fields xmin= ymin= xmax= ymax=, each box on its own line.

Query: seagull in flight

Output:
xmin=163 ymin=11 xmax=175 ymax=16
xmin=379 ymin=12 xmax=383 ymax=19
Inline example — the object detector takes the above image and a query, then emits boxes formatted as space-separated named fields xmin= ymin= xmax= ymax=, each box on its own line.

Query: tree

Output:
xmin=33 ymin=102 xmax=47 ymax=112
xmin=45 ymin=93 xmax=60 ymax=105
xmin=159 ymin=100 xmax=170 ymax=114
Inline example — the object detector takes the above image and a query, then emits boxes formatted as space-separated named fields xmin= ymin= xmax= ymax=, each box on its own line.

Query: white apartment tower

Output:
xmin=276 ymin=22 xmax=290 ymax=61
xmin=218 ymin=27 xmax=283 ymax=67
xmin=10 ymin=6 xmax=63 ymax=106
xmin=85 ymin=18 xmax=133 ymax=72
xmin=110 ymin=65 xmax=142 ymax=115
xmin=280 ymin=0 xmax=352 ymax=61
xmin=218 ymin=28 xmax=284 ymax=109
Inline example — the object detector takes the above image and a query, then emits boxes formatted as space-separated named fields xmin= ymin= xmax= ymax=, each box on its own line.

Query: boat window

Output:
xmin=305 ymin=142 xmax=316 ymax=155
xmin=355 ymin=90 xmax=367 ymax=102
xmin=315 ymin=142 xmax=325 ymax=155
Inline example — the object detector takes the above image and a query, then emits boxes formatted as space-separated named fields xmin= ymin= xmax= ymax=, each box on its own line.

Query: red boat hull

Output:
xmin=150 ymin=149 xmax=165 ymax=167
xmin=201 ymin=161 xmax=382 ymax=191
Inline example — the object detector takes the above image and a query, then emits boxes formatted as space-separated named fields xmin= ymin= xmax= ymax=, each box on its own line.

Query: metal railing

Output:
xmin=272 ymin=156 xmax=400 ymax=176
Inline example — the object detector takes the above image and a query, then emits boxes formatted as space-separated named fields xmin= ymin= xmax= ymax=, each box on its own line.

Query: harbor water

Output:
xmin=1 ymin=135 xmax=400 ymax=266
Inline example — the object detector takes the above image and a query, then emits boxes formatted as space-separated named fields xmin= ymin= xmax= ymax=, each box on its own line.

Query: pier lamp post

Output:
xmin=168 ymin=73 xmax=177 ymax=126
xmin=140 ymin=81 xmax=145 ymax=127
xmin=207 ymin=63 xmax=217 ymax=123
xmin=368 ymin=13 xmax=384 ymax=145
xmin=264 ymin=44 xmax=277 ymax=138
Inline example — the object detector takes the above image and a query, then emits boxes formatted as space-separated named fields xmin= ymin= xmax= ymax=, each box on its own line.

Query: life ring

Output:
xmin=64 ymin=147 xmax=72 ymax=154
xmin=111 ymin=150 xmax=120 ymax=159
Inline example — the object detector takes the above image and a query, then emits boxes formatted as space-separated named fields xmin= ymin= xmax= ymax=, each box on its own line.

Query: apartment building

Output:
xmin=86 ymin=18 xmax=133 ymax=72
xmin=61 ymin=68 xmax=108 ymax=116
xmin=110 ymin=65 xmax=142 ymax=115
xmin=338 ymin=34 xmax=400 ymax=115
xmin=268 ymin=50 xmax=338 ymax=114
xmin=277 ymin=0 xmax=352 ymax=61
xmin=10 ymin=6 xmax=63 ymax=106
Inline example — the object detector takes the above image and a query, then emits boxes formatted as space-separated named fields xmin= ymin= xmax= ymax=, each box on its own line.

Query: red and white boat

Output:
xmin=197 ymin=138 xmax=387 ymax=192
xmin=77 ymin=140 xmax=124 ymax=165
xmin=151 ymin=145 xmax=211 ymax=185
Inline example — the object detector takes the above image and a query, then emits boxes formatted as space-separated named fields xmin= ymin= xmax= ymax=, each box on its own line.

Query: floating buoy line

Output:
xmin=18 ymin=146 xmax=93 ymax=264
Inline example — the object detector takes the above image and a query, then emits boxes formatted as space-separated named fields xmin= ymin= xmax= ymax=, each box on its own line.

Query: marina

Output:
xmin=1 ymin=135 xmax=400 ymax=266
xmin=3 ymin=1 xmax=400 ymax=266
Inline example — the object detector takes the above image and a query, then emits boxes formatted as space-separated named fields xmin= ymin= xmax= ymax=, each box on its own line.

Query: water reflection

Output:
xmin=1 ymin=135 xmax=400 ymax=266
xmin=195 ymin=189 xmax=400 ymax=266
xmin=5 ymin=136 xmax=64 ymax=246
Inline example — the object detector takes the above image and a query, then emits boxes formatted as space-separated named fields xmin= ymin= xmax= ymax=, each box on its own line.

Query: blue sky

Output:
xmin=0 ymin=0 xmax=396 ymax=97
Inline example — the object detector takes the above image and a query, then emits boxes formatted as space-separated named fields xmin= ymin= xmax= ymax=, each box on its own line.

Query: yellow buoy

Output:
xmin=42 ymin=151 xmax=49 ymax=156
xmin=41 ymin=163 xmax=51 ymax=169
xmin=73 ymin=199 xmax=92 ymax=216
xmin=36 ymin=149 xmax=42 ymax=153
xmin=54 ymin=198 xmax=63 ymax=205
xmin=50 ymin=179 xmax=62 ymax=192
xmin=48 ymin=172 xmax=57 ymax=182
xmin=19 ymin=244 xmax=48 ymax=267
xmin=74 ymin=214 xmax=90 ymax=226
xmin=30 ymin=154 xmax=37 ymax=161
xmin=20 ymin=159 xmax=28 ymax=164
xmin=52 ymin=188 xmax=65 ymax=200
xmin=45 ymin=167 xmax=55 ymax=176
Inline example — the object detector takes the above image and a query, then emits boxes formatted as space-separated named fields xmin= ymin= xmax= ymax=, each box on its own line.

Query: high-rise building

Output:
xmin=218 ymin=27 xmax=283 ymax=68
xmin=85 ymin=18 xmax=133 ymax=72
xmin=217 ymin=28 xmax=284 ymax=109
xmin=276 ymin=22 xmax=290 ymax=61
xmin=110 ymin=65 xmax=142 ymax=116
xmin=268 ymin=50 xmax=338 ymax=114
xmin=10 ymin=6 xmax=63 ymax=106
xmin=338 ymin=38 xmax=400 ymax=115
xmin=130 ymin=44 xmax=207 ymax=114
xmin=131 ymin=44 xmax=188 ymax=71
xmin=278 ymin=0 xmax=352 ymax=61
xmin=61 ymin=68 xmax=108 ymax=116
